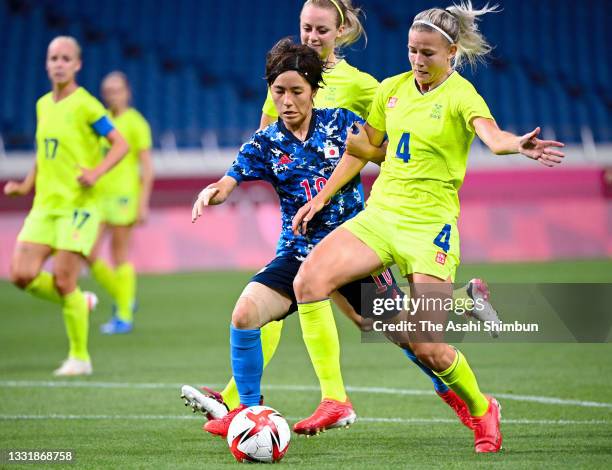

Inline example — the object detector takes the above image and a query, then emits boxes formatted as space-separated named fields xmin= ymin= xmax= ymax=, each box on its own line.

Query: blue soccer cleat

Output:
xmin=100 ymin=316 xmax=133 ymax=335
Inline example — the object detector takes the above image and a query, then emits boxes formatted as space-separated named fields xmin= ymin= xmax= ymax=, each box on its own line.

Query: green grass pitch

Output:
xmin=1 ymin=260 xmax=611 ymax=468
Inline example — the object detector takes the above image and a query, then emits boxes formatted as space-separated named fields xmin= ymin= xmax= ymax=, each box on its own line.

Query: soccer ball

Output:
xmin=227 ymin=405 xmax=290 ymax=463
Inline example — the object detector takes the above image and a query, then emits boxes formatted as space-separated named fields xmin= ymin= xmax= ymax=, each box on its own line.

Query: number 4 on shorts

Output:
xmin=433 ymin=224 xmax=451 ymax=253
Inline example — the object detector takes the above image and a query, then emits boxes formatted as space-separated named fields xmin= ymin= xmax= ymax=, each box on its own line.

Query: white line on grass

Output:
xmin=0 ymin=414 xmax=609 ymax=426
xmin=2 ymin=380 xmax=612 ymax=409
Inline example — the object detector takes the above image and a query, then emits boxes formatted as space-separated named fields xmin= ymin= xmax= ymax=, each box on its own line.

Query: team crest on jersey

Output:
xmin=278 ymin=154 xmax=293 ymax=165
xmin=387 ymin=96 xmax=398 ymax=108
xmin=430 ymin=104 xmax=443 ymax=120
xmin=324 ymin=146 xmax=340 ymax=159
xmin=435 ymin=251 xmax=447 ymax=265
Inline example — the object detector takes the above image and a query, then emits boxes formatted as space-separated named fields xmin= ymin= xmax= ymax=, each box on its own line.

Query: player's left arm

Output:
xmin=137 ymin=148 xmax=155 ymax=224
xmin=78 ymin=128 xmax=128 ymax=187
xmin=473 ymin=118 xmax=565 ymax=167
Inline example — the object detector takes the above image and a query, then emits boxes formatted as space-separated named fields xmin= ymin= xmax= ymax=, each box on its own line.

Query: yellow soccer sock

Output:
xmin=62 ymin=289 xmax=90 ymax=361
xmin=221 ymin=320 xmax=284 ymax=409
xmin=25 ymin=272 xmax=62 ymax=304
xmin=115 ymin=262 xmax=136 ymax=322
xmin=90 ymin=259 xmax=117 ymax=298
xmin=298 ymin=299 xmax=346 ymax=402
xmin=435 ymin=349 xmax=489 ymax=417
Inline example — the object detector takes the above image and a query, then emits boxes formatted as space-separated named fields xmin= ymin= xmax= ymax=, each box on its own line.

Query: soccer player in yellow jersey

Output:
xmin=3 ymin=36 xmax=128 ymax=376
xmin=259 ymin=0 xmax=378 ymax=128
xmin=191 ymin=0 xmax=499 ymax=434
xmin=88 ymin=72 xmax=154 ymax=335
xmin=292 ymin=2 xmax=564 ymax=452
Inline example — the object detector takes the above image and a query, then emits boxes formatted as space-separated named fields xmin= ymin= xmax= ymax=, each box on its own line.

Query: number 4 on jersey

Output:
xmin=395 ymin=133 xmax=411 ymax=163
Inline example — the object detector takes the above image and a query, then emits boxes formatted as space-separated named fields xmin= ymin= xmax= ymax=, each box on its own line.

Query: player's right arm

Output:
xmin=292 ymin=117 xmax=387 ymax=235
xmin=346 ymin=122 xmax=387 ymax=163
xmin=292 ymin=152 xmax=367 ymax=236
xmin=3 ymin=162 xmax=37 ymax=197
xmin=191 ymin=175 xmax=238 ymax=223
xmin=193 ymin=132 xmax=269 ymax=223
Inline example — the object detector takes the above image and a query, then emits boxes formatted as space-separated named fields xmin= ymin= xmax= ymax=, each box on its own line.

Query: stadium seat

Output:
xmin=0 ymin=0 xmax=609 ymax=149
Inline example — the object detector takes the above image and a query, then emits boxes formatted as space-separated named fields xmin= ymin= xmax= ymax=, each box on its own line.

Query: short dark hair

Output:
xmin=265 ymin=37 xmax=325 ymax=91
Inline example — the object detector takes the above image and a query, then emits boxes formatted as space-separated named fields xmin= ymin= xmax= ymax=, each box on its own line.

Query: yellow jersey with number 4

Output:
xmin=97 ymin=108 xmax=152 ymax=197
xmin=262 ymin=59 xmax=379 ymax=120
xmin=366 ymin=71 xmax=493 ymax=222
xmin=34 ymin=87 xmax=112 ymax=212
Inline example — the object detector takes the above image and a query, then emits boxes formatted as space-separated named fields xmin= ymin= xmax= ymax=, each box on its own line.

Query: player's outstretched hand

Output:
xmin=77 ymin=167 xmax=100 ymax=187
xmin=3 ymin=181 xmax=29 ymax=197
xmin=191 ymin=186 xmax=220 ymax=223
xmin=519 ymin=127 xmax=565 ymax=167
xmin=292 ymin=196 xmax=325 ymax=236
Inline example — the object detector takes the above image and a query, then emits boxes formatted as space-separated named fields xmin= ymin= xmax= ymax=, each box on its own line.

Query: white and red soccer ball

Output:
xmin=227 ymin=406 xmax=290 ymax=463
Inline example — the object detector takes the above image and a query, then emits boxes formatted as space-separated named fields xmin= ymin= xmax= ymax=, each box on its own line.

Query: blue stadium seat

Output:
xmin=0 ymin=0 xmax=609 ymax=149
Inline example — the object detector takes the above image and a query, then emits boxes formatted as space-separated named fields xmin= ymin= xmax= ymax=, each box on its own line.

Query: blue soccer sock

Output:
xmin=402 ymin=347 xmax=449 ymax=394
xmin=230 ymin=325 xmax=263 ymax=407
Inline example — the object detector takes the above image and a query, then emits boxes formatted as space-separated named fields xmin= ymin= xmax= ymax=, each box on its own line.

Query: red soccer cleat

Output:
xmin=472 ymin=396 xmax=502 ymax=453
xmin=437 ymin=389 xmax=473 ymax=429
xmin=204 ymin=404 xmax=248 ymax=438
xmin=293 ymin=398 xmax=356 ymax=435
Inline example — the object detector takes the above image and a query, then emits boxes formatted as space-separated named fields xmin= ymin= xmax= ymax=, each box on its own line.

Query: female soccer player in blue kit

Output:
xmin=188 ymin=38 xmax=384 ymax=437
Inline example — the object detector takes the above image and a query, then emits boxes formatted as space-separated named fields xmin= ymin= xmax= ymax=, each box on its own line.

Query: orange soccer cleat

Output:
xmin=437 ymin=389 xmax=473 ymax=429
xmin=293 ymin=398 xmax=356 ymax=436
xmin=472 ymin=396 xmax=502 ymax=453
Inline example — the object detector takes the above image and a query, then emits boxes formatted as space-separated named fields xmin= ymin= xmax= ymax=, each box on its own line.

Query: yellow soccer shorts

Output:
xmin=342 ymin=204 xmax=460 ymax=282
xmin=18 ymin=208 xmax=101 ymax=257
xmin=98 ymin=193 xmax=138 ymax=226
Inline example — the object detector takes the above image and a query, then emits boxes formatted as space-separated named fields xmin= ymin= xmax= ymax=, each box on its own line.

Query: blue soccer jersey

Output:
xmin=227 ymin=108 xmax=365 ymax=259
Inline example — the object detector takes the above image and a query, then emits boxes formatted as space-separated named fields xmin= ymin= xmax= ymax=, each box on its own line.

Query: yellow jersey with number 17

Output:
xmin=366 ymin=71 xmax=493 ymax=222
xmin=97 ymin=108 xmax=152 ymax=197
xmin=262 ymin=59 xmax=379 ymax=120
xmin=34 ymin=87 xmax=113 ymax=212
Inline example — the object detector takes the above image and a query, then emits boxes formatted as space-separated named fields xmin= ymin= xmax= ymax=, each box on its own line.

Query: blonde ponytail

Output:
xmin=412 ymin=1 xmax=499 ymax=70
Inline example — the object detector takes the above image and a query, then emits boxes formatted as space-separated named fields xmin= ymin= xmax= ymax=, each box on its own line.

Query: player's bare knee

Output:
xmin=9 ymin=265 xmax=37 ymax=289
xmin=53 ymin=271 xmax=77 ymax=296
xmin=294 ymin=262 xmax=329 ymax=302
xmin=231 ymin=296 xmax=259 ymax=329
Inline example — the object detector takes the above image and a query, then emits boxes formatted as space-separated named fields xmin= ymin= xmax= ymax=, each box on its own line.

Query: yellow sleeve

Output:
xmin=366 ymin=78 xmax=389 ymax=133
xmin=351 ymin=72 xmax=379 ymax=119
xmin=261 ymin=88 xmax=278 ymax=118
xmin=133 ymin=112 xmax=153 ymax=151
xmin=457 ymin=85 xmax=494 ymax=133
xmin=83 ymin=94 xmax=108 ymax=124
